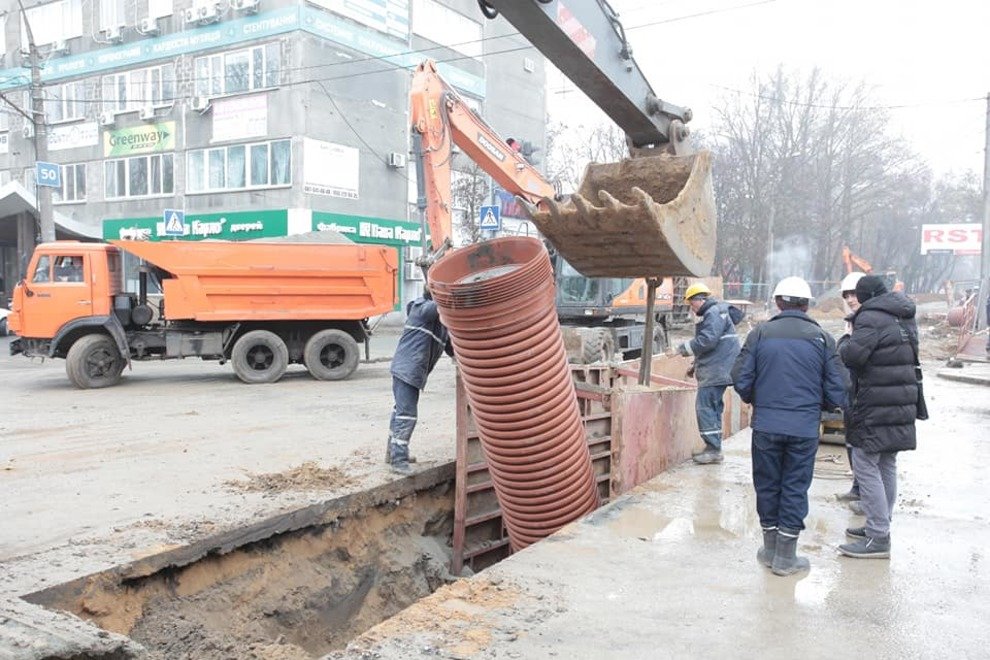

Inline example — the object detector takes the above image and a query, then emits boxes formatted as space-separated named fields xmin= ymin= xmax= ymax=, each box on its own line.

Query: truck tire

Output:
xmin=581 ymin=329 xmax=615 ymax=364
xmin=231 ymin=330 xmax=289 ymax=384
xmin=66 ymin=334 xmax=125 ymax=389
xmin=304 ymin=329 xmax=360 ymax=381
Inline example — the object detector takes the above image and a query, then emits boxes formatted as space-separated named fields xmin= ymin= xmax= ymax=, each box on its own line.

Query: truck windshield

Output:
xmin=556 ymin=259 xmax=633 ymax=305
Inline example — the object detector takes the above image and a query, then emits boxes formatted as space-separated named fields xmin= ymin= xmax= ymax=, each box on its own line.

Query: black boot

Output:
xmin=771 ymin=527 xmax=810 ymax=576
xmin=757 ymin=527 xmax=777 ymax=567
xmin=384 ymin=436 xmax=417 ymax=465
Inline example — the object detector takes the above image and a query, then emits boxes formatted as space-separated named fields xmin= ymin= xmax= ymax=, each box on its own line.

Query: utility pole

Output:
xmin=979 ymin=93 xmax=990 ymax=338
xmin=18 ymin=0 xmax=55 ymax=243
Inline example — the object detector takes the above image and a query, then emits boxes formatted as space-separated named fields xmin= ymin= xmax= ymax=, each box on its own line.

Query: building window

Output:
xmin=99 ymin=0 xmax=125 ymax=31
xmin=148 ymin=0 xmax=173 ymax=18
xmin=54 ymin=163 xmax=86 ymax=203
xmin=187 ymin=139 xmax=291 ymax=193
xmin=194 ymin=43 xmax=281 ymax=98
xmin=47 ymin=81 xmax=89 ymax=123
xmin=21 ymin=0 xmax=84 ymax=46
xmin=105 ymin=154 xmax=174 ymax=198
xmin=0 ymin=107 xmax=10 ymax=132
xmin=102 ymin=64 xmax=176 ymax=113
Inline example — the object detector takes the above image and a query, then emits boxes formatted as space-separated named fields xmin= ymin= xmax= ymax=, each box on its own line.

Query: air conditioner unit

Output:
xmin=403 ymin=245 xmax=423 ymax=260
xmin=139 ymin=105 xmax=155 ymax=121
xmin=51 ymin=40 xmax=70 ymax=56
xmin=139 ymin=17 xmax=160 ymax=35
xmin=99 ymin=111 xmax=116 ymax=127
xmin=386 ymin=152 xmax=407 ymax=169
xmin=22 ymin=124 xmax=34 ymax=139
xmin=404 ymin=263 xmax=425 ymax=281
xmin=104 ymin=25 xmax=124 ymax=43
xmin=197 ymin=3 xmax=220 ymax=22
xmin=190 ymin=96 xmax=211 ymax=112
xmin=231 ymin=0 xmax=260 ymax=13
xmin=184 ymin=7 xmax=198 ymax=22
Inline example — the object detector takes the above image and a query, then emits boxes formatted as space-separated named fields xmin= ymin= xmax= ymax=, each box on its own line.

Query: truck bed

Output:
xmin=112 ymin=240 xmax=398 ymax=322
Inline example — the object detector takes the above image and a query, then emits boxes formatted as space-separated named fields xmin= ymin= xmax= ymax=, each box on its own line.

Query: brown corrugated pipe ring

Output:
xmin=430 ymin=237 xmax=600 ymax=550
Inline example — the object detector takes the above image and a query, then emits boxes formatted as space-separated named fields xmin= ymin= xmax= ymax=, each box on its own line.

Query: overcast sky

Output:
xmin=547 ymin=0 xmax=990 ymax=178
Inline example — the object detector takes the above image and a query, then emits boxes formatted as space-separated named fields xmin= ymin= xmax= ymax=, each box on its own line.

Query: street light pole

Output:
xmin=17 ymin=0 xmax=55 ymax=243
xmin=765 ymin=202 xmax=775 ymax=309
xmin=979 ymin=93 xmax=990 ymax=338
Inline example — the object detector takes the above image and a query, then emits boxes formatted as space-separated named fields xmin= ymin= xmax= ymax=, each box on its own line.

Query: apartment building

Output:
xmin=0 ymin=0 xmax=547 ymax=305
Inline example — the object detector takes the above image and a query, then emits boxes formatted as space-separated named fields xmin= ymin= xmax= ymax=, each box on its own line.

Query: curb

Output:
xmin=936 ymin=371 xmax=990 ymax=386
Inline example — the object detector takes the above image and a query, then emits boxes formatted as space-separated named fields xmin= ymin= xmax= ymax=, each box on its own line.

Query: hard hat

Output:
xmin=684 ymin=282 xmax=711 ymax=301
xmin=773 ymin=276 xmax=812 ymax=301
xmin=840 ymin=271 xmax=866 ymax=293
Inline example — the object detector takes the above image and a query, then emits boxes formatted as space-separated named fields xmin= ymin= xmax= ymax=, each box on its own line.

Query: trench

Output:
xmin=23 ymin=478 xmax=456 ymax=660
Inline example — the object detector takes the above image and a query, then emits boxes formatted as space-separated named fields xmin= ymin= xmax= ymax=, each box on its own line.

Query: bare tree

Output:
xmin=451 ymin=162 xmax=489 ymax=245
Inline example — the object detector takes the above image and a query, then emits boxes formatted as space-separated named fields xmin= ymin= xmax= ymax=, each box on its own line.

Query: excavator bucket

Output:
xmin=521 ymin=151 xmax=716 ymax=278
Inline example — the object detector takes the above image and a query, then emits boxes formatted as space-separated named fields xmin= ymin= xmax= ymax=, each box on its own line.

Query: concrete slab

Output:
xmin=337 ymin=365 xmax=990 ymax=659
xmin=938 ymin=360 xmax=990 ymax=386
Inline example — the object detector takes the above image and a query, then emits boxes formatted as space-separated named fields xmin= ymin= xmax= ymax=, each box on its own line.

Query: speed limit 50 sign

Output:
xmin=35 ymin=161 xmax=61 ymax=189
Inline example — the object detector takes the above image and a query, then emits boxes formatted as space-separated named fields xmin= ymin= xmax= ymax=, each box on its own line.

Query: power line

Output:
xmin=711 ymin=84 xmax=986 ymax=112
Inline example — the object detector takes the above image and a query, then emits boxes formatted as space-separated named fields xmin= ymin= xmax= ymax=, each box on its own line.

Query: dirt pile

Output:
xmin=225 ymin=462 xmax=359 ymax=493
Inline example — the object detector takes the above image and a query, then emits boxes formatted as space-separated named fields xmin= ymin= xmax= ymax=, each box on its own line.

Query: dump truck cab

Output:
xmin=9 ymin=242 xmax=125 ymax=359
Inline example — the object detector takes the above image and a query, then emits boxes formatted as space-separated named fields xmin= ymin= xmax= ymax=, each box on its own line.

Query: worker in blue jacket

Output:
xmin=386 ymin=286 xmax=453 ymax=475
xmin=676 ymin=282 xmax=742 ymax=465
xmin=732 ymin=276 xmax=847 ymax=576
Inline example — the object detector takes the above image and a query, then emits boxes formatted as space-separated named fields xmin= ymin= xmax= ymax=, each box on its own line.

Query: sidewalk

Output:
xmin=937 ymin=358 xmax=990 ymax=386
xmin=334 ymin=372 xmax=990 ymax=660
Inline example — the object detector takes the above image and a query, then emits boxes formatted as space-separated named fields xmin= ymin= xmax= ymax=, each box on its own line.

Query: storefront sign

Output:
xmin=212 ymin=94 xmax=268 ymax=143
xmin=104 ymin=209 xmax=288 ymax=241
xmin=306 ymin=0 xmax=409 ymax=40
xmin=313 ymin=211 xmax=422 ymax=245
xmin=49 ymin=122 xmax=99 ymax=152
xmin=103 ymin=122 xmax=175 ymax=158
xmin=920 ymin=223 xmax=982 ymax=256
xmin=0 ymin=6 xmax=485 ymax=99
xmin=303 ymin=138 xmax=360 ymax=199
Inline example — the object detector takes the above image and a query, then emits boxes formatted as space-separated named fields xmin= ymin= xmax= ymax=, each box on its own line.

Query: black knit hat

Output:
xmin=855 ymin=274 xmax=887 ymax=304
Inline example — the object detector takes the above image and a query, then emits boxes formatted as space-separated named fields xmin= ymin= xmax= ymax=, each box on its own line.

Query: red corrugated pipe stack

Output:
xmin=429 ymin=237 xmax=600 ymax=550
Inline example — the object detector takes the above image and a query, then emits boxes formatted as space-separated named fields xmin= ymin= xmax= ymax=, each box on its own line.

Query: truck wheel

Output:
xmin=231 ymin=330 xmax=289 ymax=384
xmin=304 ymin=329 xmax=360 ymax=381
xmin=581 ymin=329 xmax=615 ymax=364
xmin=66 ymin=334 xmax=125 ymax=389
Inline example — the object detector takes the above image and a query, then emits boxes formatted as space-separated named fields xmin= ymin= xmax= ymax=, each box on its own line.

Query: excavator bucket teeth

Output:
xmin=522 ymin=151 xmax=716 ymax=278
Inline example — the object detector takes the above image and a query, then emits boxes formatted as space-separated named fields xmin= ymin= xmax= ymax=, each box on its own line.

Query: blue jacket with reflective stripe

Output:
xmin=390 ymin=296 xmax=452 ymax=390
xmin=731 ymin=310 xmax=847 ymax=438
xmin=679 ymin=298 xmax=741 ymax=387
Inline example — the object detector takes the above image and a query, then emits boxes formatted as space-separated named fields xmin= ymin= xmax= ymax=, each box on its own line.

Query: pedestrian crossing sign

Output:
xmin=479 ymin=205 xmax=501 ymax=231
xmin=164 ymin=209 xmax=186 ymax=236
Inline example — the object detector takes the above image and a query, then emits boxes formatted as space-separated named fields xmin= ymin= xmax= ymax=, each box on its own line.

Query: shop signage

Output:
xmin=920 ymin=223 xmax=983 ymax=256
xmin=104 ymin=209 xmax=288 ymax=241
xmin=303 ymin=138 xmax=360 ymax=199
xmin=305 ymin=0 xmax=409 ymax=40
xmin=49 ymin=122 xmax=99 ymax=152
xmin=312 ymin=211 xmax=423 ymax=246
xmin=213 ymin=94 xmax=268 ymax=143
xmin=104 ymin=121 xmax=175 ymax=158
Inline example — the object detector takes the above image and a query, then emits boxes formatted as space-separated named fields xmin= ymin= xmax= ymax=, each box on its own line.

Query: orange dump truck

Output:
xmin=8 ymin=240 xmax=397 ymax=388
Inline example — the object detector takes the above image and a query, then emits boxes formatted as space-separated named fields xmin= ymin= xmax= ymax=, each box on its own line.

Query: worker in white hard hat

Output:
xmin=675 ymin=281 xmax=743 ymax=465
xmin=732 ymin=276 xmax=847 ymax=576
xmin=836 ymin=271 xmax=866 ymax=509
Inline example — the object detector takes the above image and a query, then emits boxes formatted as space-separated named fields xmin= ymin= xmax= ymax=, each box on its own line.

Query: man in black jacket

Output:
xmin=732 ymin=277 xmax=847 ymax=576
xmin=838 ymin=275 xmax=919 ymax=559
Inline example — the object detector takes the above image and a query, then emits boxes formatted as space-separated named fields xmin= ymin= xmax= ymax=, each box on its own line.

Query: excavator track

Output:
xmin=521 ymin=151 xmax=716 ymax=278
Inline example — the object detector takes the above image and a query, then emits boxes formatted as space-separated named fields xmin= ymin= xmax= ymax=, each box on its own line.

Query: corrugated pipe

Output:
xmin=430 ymin=237 xmax=600 ymax=550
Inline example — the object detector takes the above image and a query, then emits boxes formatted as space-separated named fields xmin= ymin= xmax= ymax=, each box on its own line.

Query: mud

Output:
xmin=225 ymin=462 xmax=359 ymax=493
xmin=28 ymin=485 xmax=455 ymax=659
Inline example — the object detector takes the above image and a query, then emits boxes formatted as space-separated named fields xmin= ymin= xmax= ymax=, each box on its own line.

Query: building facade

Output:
xmin=0 ymin=0 xmax=547 ymax=307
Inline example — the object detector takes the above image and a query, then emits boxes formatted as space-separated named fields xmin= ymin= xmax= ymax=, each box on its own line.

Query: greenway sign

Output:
xmin=103 ymin=122 xmax=175 ymax=158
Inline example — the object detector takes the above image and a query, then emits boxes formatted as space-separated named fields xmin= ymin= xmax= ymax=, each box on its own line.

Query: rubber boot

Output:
xmin=757 ymin=527 xmax=777 ymax=567
xmin=388 ymin=438 xmax=414 ymax=475
xmin=771 ymin=527 xmax=810 ymax=576
xmin=384 ymin=436 xmax=417 ymax=465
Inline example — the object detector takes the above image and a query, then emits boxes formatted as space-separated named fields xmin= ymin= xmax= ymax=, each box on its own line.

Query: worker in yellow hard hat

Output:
xmin=675 ymin=281 xmax=743 ymax=465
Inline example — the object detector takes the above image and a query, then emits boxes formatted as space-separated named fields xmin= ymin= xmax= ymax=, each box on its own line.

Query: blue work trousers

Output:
xmin=696 ymin=385 xmax=727 ymax=451
xmin=388 ymin=377 xmax=421 ymax=460
xmin=751 ymin=431 xmax=819 ymax=531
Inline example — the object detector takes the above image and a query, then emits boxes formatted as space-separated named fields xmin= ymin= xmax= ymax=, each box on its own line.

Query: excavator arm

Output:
xmin=410 ymin=60 xmax=555 ymax=258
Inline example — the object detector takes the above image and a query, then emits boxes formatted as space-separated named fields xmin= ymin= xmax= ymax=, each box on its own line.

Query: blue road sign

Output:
xmin=35 ymin=161 xmax=61 ymax=189
xmin=164 ymin=209 xmax=186 ymax=236
xmin=479 ymin=204 xmax=501 ymax=231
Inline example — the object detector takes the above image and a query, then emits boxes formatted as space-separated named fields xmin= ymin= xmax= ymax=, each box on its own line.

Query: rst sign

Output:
xmin=920 ymin=224 xmax=982 ymax=255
